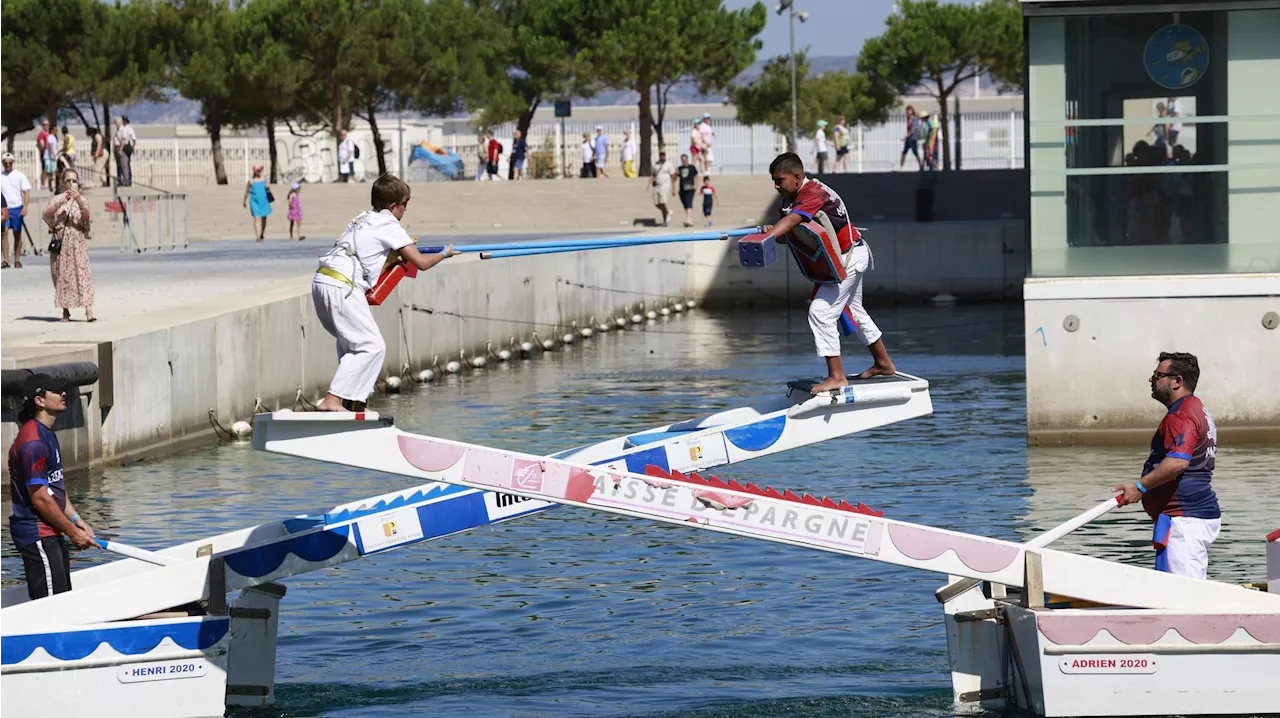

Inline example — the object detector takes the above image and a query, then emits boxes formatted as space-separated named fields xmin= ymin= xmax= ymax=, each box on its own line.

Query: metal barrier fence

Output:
xmin=107 ymin=194 xmax=189 ymax=252
xmin=6 ymin=110 xmax=1024 ymax=187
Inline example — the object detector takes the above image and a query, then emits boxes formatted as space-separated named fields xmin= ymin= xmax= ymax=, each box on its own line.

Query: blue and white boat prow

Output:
xmin=555 ymin=372 xmax=932 ymax=474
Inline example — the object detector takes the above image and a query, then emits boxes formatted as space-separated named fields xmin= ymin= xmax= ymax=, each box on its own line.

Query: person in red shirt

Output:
xmin=765 ymin=153 xmax=896 ymax=393
xmin=485 ymin=130 xmax=503 ymax=181
xmin=36 ymin=119 xmax=53 ymax=191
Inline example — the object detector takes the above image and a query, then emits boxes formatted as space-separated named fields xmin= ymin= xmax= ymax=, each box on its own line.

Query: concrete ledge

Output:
xmin=1025 ymin=273 xmax=1280 ymax=300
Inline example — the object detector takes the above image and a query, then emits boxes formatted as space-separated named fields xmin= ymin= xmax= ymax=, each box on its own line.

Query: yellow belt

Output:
xmin=316 ymin=266 xmax=354 ymax=286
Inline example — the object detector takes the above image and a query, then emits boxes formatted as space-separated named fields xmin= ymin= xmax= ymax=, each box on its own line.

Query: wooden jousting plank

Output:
xmin=253 ymin=415 xmax=1279 ymax=612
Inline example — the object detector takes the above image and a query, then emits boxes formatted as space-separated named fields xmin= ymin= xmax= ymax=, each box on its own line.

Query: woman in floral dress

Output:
xmin=43 ymin=170 xmax=96 ymax=322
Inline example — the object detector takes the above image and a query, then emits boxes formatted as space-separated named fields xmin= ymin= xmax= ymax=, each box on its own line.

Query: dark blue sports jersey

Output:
xmin=8 ymin=420 xmax=67 ymax=548
xmin=1141 ymin=395 xmax=1220 ymax=520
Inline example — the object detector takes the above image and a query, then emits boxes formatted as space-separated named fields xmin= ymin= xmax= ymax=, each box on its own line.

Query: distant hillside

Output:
xmin=109 ymin=55 xmax=1010 ymax=125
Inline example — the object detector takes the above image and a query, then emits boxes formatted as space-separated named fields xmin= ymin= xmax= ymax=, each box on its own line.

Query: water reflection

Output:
xmin=3 ymin=304 xmax=1274 ymax=717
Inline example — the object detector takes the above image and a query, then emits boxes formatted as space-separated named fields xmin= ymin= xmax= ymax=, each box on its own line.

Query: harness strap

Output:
xmin=316 ymin=266 xmax=353 ymax=286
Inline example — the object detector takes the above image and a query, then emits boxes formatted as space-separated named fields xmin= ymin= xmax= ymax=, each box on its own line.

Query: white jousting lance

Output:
xmin=95 ymin=538 xmax=181 ymax=566
xmin=934 ymin=495 xmax=1123 ymax=603
xmin=419 ymin=226 xmax=764 ymax=257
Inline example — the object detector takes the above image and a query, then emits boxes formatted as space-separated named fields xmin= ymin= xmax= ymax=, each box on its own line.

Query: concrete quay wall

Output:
xmin=88 ymin=246 xmax=692 ymax=471
xmin=1023 ymin=275 xmax=1280 ymax=445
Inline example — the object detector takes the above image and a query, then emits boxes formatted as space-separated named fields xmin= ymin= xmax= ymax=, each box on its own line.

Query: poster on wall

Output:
xmin=1143 ymin=24 xmax=1209 ymax=90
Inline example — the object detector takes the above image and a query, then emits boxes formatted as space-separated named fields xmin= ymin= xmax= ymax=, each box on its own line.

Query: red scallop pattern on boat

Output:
xmin=398 ymin=436 xmax=468 ymax=473
xmin=884 ymin=524 xmax=1020 ymax=573
xmin=643 ymin=465 xmax=882 ymax=517
xmin=1037 ymin=613 xmax=1280 ymax=646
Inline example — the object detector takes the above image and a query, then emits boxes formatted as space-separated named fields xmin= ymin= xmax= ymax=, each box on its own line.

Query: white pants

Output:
xmin=1165 ymin=516 xmax=1220 ymax=579
xmin=807 ymin=242 xmax=881 ymax=357
xmin=312 ymin=280 xmax=386 ymax=402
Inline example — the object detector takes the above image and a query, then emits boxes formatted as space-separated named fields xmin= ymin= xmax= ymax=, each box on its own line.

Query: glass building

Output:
xmin=1025 ymin=0 xmax=1280 ymax=277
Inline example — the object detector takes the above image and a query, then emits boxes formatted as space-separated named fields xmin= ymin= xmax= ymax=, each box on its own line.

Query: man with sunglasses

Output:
xmin=8 ymin=374 xmax=97 ymax=599
xmin=1114 ymin=352 xmax=1220 ymax=579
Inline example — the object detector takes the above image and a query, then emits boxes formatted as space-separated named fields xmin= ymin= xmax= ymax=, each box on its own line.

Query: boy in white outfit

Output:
xmin=312 ymin=174 xmax=454 ymax=411
xmin=765 ymin=153 xmax=895 ymax=393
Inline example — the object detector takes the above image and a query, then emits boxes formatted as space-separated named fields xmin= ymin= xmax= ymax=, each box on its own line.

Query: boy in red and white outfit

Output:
xmin=765 ymin=153 xmax=895 ymax=393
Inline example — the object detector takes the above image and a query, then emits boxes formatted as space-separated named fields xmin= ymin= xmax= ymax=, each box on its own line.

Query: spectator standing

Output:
xmin=511 ymin=129 xmax=529 ymax=180
xmin=474 ymin=135 xmax=487 ymax=181
xmin=486 ymin=130 xmax=504 ymax=180
xmin=243 ymin=163 xmax=272 ymax=241
xmin=676 ymin=153 xmax=699 ymax=227
xmin=833 ymin=115 xmax=851 ymax=173
xmin=593 ymin=127 xmax=609 ymax=178
xmin=649 ymin=150 xmax=675 ymax=226
xmin=580 ymin=131 xmax=595 ymax=178
xmin=43 ymin=129 xmax=59 ymax=191
xmin=287 ymin=182 xmax=305 ymax=241
xmin=337 ymin=130 xmax=357 ymax=183
xmin=689 ymin=119 xmax=704 ymax=171
xmin=696 ymin=113 xmax=715 ymax=174
xmin=61 ymin=126 xmax=77 ymax=168
xmin=116 ymin=116 xmax=136 ymax=186
xmin=1 ymin=153 xmax=32 ymax=268
xmin=43 ymin=170 xmax=97 ymax=322
xmin=36 ymin=120 xmax=54 ymax=191
xmin=621 ymin=129 xmax=638 ymax=178
xmin=899 ymin=106 xmax=922 ymax=171
xmin=90 ymin=128 xmax=108 ymax=187
xmin=701 ymin=177 xmax=717 ymax=227
xmin=814 ymin=119 xmax=830 ymax=174
xmin=920 ymin=110 xmax=939 ymax=171
xmin=1166 ymin=97 xmax=1182 ymax=147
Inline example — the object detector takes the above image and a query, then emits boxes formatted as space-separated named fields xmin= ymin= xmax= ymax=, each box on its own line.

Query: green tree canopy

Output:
xmin=731 ymin=52 xmax=895 ymax=153
xmin=582 ymin=0 xmax=766 ymax=174
xmin=1 ymin=0 xmax=105 ymax=145
xmin=857 ymin=0 xmax=1020 ymax=170
xmin=160 ymin=0 xmax=240 ymax=184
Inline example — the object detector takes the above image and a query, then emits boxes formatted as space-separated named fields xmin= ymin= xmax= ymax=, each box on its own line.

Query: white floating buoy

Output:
xmin=645 ymin=310 xmax=657 ymax=320
xmin=497 ymin=339 xmax=513 ymax=362
xmin=579 ymin=320 xmax=593 ymax=339
xmin=673 ymin=302 xmax=685 ymax=313
xmin=933 ymin=293 xmax=958 ymax=304
xmin=445 ymin=358 xmax=462 ymax=374
xmin=386 ymin=376 xmax=402 ymax=393
xmin=615 ymin=316 xmax=628 ymax=328
xmin=660 ymin=307 xmax=671 ymax=316
xmin=596 ymin=316 xmax=611 ymax=332
xmin=418 ymin=369 xmax=435 ymax=382
xmin=471 ymin=355 xmax=487 ymax=369
xmin=631 ymin=313 xmax=644 ymax=324
xmin=685 ymin=298 xmax=697 ymax=309
xmin=230 ymin=420 xmax=252 ymax=438
xmin=533 ymin=331 xmax=555 ymax=351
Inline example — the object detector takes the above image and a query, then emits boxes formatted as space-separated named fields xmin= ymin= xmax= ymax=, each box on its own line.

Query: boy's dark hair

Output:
xmin=769 ymin=152 xmax=804 ymax=175
xmin=371 ymin=174 xmax=411 ymax=211
xmin=1158 ymin=351 xmax=1200 ymax=392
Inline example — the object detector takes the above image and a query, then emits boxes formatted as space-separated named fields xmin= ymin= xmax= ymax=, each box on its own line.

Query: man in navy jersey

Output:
xmin=1115 ymin=352 xmax=1220 ymax=579
xmin=8 ymin=374 xmax=96 ymax=599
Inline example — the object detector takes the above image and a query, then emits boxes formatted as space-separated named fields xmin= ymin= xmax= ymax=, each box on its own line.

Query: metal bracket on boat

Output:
xmin=958 ymin=687 xmax=1007 ymax=703
xmin=953 ymin=607 xmax=1001 ymax=623
xmin=206 ymin=557 xmax=228 ymax=615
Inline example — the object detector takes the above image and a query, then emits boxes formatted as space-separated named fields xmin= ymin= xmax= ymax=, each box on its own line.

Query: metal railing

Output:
xmin=106 ymin=194 xmax=189 ymax=253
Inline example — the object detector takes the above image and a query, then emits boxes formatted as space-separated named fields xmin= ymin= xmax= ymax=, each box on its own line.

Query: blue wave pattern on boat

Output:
xmin=223 ymin=526 xmax=352 ymax=578
xmin=324 ymin=483 xmax=466 ymax=524
xmin=723 ymin=415 xmax=787 ymax=452
xmin=353 ymin=491 xmax=496 ymax=554
xmin=2 ymin=617 xmax=230 ymax=665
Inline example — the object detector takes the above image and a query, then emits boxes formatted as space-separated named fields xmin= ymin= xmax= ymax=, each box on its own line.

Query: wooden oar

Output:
xmin=934 ymin=496 xmax=1123 ymax=603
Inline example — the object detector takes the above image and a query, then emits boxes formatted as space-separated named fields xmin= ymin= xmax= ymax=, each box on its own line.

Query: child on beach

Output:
xmin=701 ymin=178 xmax=716 ymax=227
xmin=287 ymin=182 xmax=305 ymax=241
xmin=765 ymin=152 xmax=895 ymax=393
xmin=311 ymin=174 xmax=455 ymax=412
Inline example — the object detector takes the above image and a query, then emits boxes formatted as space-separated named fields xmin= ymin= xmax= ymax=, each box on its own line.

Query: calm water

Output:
xmin=4 ymin=305 xmax=1277 ymax=717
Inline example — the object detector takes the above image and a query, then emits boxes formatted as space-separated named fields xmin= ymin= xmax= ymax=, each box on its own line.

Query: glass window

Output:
xmin=1028 ymin=7 xmax=1280 ymax=277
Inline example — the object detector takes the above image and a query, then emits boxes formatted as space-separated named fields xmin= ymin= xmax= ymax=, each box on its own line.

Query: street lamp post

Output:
xmin=776 ymin=1 xmax=808 ymax=153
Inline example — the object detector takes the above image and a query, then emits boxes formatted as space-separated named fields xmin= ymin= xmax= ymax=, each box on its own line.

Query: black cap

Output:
xmin=22 ymin=374 xmax=68 ymax=404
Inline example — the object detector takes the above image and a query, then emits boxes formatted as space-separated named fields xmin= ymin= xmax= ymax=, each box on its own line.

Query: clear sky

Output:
xmin=725 ymin=0 xmax=981 ymax=61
